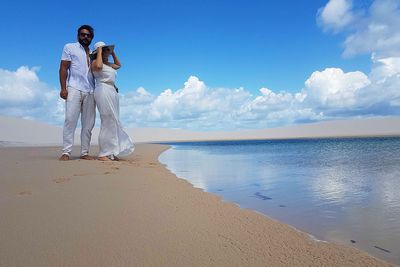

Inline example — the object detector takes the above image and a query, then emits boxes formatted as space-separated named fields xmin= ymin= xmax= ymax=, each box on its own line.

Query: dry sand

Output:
xmin=0 ymin=144 xmax=396 ymax=266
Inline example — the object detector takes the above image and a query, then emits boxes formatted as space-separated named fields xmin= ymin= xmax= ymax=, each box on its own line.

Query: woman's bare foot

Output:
xmin=98 ymin=156 xmax=112 ymax=161
xmin=59 ymin=154 xmax=70 ymax=161
xmin=80 ymin=155 xmax=95 ymax=160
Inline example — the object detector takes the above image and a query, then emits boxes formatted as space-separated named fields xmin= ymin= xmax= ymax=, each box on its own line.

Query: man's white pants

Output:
xmin=62 ymin=87 xmax=96 ymax=156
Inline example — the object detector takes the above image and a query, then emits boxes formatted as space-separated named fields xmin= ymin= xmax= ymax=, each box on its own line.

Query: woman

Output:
xmin=90 ymin=41 xmax=134 ymax=161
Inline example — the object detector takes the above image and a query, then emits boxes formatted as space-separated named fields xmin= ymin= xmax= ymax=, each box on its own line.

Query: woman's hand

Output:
xmin=110 ymin=50 xmax=121 ymax=69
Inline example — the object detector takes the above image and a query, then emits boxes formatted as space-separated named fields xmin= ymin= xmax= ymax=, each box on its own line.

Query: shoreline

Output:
xmin=155 ymin=134 xmax=400 ymax=145
xmin=0 ymin=144 xmax=396 ymax=266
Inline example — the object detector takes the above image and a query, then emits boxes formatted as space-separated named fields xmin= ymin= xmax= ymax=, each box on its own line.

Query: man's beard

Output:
xmin=79 ymin=38 xmax=91 ymax=47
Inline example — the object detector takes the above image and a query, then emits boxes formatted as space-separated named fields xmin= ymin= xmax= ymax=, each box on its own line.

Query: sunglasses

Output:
xmin=79 ymin=32 xmax=92 ymax=38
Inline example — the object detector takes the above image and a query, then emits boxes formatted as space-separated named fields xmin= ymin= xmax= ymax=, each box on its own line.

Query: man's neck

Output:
xmin=78 ymin=42 xmax=90 ymax=52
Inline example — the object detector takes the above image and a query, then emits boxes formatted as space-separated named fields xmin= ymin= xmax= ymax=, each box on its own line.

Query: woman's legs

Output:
xmin=98 ymin=114 xmax=118 ymax=157
xmin=95 ymin=86 xmax=119 ymax=158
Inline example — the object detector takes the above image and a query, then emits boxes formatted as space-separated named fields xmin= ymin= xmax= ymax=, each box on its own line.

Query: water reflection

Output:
xmin=159 ymin=138 xmax=400 ymax=265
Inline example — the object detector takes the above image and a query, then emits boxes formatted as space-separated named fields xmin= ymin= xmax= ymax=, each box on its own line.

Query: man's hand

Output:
xmin=59 ymin=60 xmax=70 ymax=100
xmin=60 ymin=89 xmax=68 ymax=100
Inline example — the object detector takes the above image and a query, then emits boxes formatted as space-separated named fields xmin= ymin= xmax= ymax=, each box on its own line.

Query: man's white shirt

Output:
xmin=61 ymin=42 xmax=95 ymax=93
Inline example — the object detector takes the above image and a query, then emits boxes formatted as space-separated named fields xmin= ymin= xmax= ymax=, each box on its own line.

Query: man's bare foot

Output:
xmin=98 ymin=156 xmax=112 ymax=161
xmin=59 ymin=154 xmax=70 ymax=161
xmin=80 ymin=155 xmax=95 ymax=160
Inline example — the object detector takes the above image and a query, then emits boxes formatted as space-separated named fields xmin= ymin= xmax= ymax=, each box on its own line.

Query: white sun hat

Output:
xmin=90 ymin=41 xmax=115 ymax=59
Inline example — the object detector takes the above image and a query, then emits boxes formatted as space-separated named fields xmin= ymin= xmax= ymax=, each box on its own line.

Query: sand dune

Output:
xmin=1 ymin=115 xmax=400 ymax=146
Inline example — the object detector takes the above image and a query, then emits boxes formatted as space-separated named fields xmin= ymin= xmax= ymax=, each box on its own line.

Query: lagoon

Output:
xmin=159 ymin=137 xmax=400 ymax=265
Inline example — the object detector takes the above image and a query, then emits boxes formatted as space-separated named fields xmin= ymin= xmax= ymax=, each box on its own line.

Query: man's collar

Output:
xmin=77 ymin=42 xmax=91 ymax=52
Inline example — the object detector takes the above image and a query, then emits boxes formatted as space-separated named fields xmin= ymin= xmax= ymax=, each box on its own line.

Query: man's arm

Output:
xmin=59 ymin=60 xmax=70 ymax=100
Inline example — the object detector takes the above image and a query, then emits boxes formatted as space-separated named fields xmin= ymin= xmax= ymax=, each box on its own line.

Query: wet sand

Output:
xmin=0 ymin=144 xmax=396 ymax=266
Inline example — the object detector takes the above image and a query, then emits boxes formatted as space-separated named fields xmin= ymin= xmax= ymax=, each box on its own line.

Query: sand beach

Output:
xmin=0 ymin=144 xmax=396 ymax=266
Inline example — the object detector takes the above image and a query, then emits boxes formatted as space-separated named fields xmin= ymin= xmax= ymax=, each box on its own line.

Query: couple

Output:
xmin=59 ymin=25 xmax=134 ymax=161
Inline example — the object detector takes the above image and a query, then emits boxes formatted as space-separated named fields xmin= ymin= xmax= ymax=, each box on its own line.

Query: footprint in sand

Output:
xmin=125 ymin=161 xmax=139 ymax=167
xmin=18 ymin=190 xmax=32 ymax=196
xmin=103 ymin=171 xmax=113 ymax=175
xmin=73 ymin=173 xmax=90 ymax=177
xmin=53 ymin=177 xmax=71 ymax=183
xmin=111 ymin=167 xmax=119 ymax=170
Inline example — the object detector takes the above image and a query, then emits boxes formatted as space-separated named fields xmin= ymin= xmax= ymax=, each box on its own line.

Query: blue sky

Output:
xmin=2 ymin=0 xmax=369 ymax=93
xmin=1 ymin=0 xmax=399 ymax=130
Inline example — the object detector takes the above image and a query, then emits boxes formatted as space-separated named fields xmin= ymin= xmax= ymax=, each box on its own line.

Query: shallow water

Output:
xmin=159 ymin=137 xmax=400 ymax=265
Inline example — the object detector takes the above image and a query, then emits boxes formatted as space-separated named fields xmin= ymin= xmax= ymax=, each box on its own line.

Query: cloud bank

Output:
xmin=1 ymin=63 xmax=399 ymax=131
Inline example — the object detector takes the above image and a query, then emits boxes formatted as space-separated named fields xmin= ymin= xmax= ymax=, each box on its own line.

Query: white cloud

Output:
xmin=0 ymin=66 xmax=64 ymax=123
xmin=370 ymin=54 xmax=400 ymax=83
xmin=235 ymin=88 xmax=305 ymax=126
xmin=303 ymin=68 xmax=370 ymax=108
xmin=117 ymin=59 xmax=398 ymax=129
xmin=314 ymin=0 xmax=400 ymax=117
xmin=301 ymin=58 xmax=400 ymax=117
xmin=317 ymin=0 xmax=355 ymax=32
xmin=344 ymin=0 xmax=400 ymax=57
xmin=119 ymin=87 xmax=155 ymax=127
xmin=357 ymin=56 xmax=400 ymax=112
xmin=127 ymin=76 xmax=253 ymax=129
xmin=319 ymin=0 xmax=400 ymax=58
xmin=1 ymin=64 xmax=399 ymax=130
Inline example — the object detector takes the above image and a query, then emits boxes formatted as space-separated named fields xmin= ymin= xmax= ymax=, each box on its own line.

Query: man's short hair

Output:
xmin=77 ymin=25 xmax=94 ymax=38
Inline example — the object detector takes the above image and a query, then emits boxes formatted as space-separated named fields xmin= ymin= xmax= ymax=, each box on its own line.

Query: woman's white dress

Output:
xmin=93 ymin=64 xmax=134 ymax=158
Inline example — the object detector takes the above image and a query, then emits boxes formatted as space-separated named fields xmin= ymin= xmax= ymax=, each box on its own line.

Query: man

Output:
xmin=59 ymin=25 xmax=96 ymax=161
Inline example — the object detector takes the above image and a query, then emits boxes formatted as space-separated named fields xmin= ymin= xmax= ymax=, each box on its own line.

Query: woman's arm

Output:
xmin=91 ymin=47 xmax=103 ymax=71
xmin=109 ymin=50 xmax=121 ymax=70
